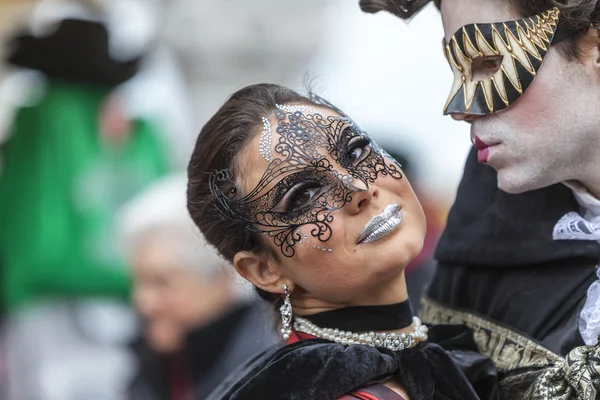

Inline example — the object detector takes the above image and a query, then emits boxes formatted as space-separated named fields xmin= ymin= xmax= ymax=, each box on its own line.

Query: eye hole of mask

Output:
xmin=471 ymin=55 xmax=503 ymax=82
xmin=274 ymin=180 xmax=329 ymax=214
xmin=346 ymin=135 xmax=372 ymax=166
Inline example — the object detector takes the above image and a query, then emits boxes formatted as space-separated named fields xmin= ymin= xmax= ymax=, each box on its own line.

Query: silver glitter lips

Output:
xmin=357 ymin=204 xmax=402 ymax=244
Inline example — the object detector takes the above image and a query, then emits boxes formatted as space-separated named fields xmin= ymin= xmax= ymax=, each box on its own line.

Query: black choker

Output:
xmin=302 ymin=299 xmax=414 ymax=332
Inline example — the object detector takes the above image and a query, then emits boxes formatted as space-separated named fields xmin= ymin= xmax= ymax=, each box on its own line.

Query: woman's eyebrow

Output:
xmin=251 ymin=168 xmax=316 ymax=199
xmin=333 ymin=123 xmax=359 ymax=151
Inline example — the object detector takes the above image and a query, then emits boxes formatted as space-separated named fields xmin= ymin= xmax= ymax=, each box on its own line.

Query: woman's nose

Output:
xmin=346 ymin=185 xmax=377 ymax=215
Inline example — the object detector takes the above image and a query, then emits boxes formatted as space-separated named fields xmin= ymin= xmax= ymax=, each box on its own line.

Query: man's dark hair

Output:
xmin=359 ymin=0 xmax=600 ymax=60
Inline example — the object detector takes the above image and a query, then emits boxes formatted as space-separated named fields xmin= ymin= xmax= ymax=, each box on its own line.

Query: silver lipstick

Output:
xmin=357 ymin=204 xmax=402 ymax=244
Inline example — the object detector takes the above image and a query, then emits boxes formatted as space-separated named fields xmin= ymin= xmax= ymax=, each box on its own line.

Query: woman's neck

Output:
xmin=292 ymin=271 xmax=414 ymax=334
xmin=293 ymin=271 xmax=409 ymax=317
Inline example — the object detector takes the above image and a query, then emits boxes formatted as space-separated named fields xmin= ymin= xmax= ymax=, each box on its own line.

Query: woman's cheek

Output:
xmin=293 ymin=214 xmax=346 ymax=259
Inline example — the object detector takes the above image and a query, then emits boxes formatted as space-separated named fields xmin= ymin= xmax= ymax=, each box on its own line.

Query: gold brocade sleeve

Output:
xmin=418 ymin=297 xmax=600 ymax=398
xmin=525 ymin=341 xmax=600 ymax=400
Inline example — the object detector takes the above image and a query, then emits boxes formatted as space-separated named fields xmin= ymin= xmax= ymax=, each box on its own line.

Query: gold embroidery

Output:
xmin=500 ymin=371 xmax=544 ymax=399
xmin=420 ymin=297 xmax=600 ymax=399
xmin=525 ymin=342 xmax=600 ymax=400
xmin=419 ymin=297 xmax=563 ymax=371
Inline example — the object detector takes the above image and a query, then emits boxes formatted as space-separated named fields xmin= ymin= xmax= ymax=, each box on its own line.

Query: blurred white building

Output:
xmin=308 ymin=1 xmax=471 ymax=198
xmin=0 ymin=0 xmax=471 ymax=196
xmin=162 ymin=0 xmax=470 ymax=200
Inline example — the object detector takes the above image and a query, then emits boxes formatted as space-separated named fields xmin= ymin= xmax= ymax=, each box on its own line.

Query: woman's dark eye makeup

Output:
xmin=346 ymin=135 xmax=371 ymax=165
xmin=282 ymin=181 xmax=324 ymax=213
xmin=268 ymin=128 xmax=374 ymax=215
xmin=274 ymin=134 xmax=372 ymax=213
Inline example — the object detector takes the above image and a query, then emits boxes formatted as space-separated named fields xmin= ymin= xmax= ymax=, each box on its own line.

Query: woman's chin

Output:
xmin=365 ymin=225 xmax=425 ymax=268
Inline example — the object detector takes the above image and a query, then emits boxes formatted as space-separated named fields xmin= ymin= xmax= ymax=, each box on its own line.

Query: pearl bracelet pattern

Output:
xmin=293 ymin=316 xmax=428 ymax=351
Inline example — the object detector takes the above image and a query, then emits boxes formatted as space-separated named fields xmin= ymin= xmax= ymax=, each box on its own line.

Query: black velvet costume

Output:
xmin=420 ymin=148 xmax=600 ymax=398
xmin=208 ymin=300 xmax=497 ymax=400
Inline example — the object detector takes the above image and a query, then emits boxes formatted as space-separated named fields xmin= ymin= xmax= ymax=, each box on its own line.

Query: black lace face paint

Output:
xmin=209 ymin=103 xmax=402 ymax=257
xmin=442 ymin=7 xmax=574 ymax=115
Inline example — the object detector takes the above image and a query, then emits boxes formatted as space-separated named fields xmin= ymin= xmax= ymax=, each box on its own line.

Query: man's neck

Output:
xmin=578 ymin=160 xmax=600 ymax=201
xmin=576 ymin=136 xmax=600 ymax=200
xmin=565 ymin=178 xmax=600 ymax=220
xmin=584 ymin=181 xmax=600 ymax=201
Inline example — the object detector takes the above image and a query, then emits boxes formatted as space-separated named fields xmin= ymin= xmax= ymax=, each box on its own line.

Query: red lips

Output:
xmin=474 ymin=137 xmax=490 ymax=163
xmin=474 ymin=137 xmax=488 ymax=150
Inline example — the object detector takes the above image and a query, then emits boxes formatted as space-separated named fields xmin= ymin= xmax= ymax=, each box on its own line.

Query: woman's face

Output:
xmin=230 ymin=104 xmax=426 ymax=305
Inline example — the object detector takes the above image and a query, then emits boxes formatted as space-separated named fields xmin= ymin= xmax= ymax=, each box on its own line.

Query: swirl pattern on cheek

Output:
xmin=210 ymin=106 xmax=403 ymax=257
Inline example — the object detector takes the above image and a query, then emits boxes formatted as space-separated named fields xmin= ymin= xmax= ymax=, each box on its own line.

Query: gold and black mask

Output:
xmin=442 ymin=8 xmax=572 ymax=115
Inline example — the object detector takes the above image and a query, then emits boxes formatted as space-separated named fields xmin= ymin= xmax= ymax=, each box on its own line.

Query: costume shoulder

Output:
xmin=435 ymin=147 xmax=600 ymax=267
xmin=206 ymin=339 xmax=398 ymax=400
xmin=207 ymin=336 xmax=486 ymax=400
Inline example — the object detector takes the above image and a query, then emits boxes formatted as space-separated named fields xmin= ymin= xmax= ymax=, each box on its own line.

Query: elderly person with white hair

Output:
xmin=121 ymin=173 xmax=278 ymax=400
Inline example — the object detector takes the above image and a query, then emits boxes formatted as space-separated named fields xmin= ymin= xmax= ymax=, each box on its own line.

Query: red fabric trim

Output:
xmin=286 ymin=330 xmax=315 ymax=345
xmin=166 ymin=352 xmax=193 ymax=400
xmin=339 ymin=388 xmax=403 ymax=400
xmin=347 ymin=391 xmax=379 ymax=400
xmin=343 ymin=387 xmax=406 ymax=400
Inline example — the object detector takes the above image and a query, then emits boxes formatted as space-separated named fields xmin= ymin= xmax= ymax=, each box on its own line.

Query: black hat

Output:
xmin=6 ymin=18 xmax=141 ymax=87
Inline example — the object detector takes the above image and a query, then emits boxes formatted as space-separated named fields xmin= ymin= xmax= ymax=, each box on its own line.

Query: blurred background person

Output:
xmin=119 ymin=173 xmax=278 ymax=400
xmin=0 ymin=1 xmax=172 ymax=399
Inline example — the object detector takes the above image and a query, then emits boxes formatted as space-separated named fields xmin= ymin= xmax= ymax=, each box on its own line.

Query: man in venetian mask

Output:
xmin=361 ymin=0 xmax=600 ymax=398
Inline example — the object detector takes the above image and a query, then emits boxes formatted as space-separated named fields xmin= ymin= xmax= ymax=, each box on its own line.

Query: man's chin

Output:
xmin=496 ymin=168 xmax=544 ymax=195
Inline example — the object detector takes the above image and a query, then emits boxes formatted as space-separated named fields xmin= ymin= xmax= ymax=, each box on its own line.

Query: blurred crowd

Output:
xmin=0 ymin=0 xmax=449 ymax=399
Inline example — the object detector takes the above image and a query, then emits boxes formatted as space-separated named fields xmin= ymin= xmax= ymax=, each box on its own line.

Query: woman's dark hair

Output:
xmin=359 ymin=0 xmax=600 ymax=60
xmin=187 ymin=83 xmax=323 ymax=305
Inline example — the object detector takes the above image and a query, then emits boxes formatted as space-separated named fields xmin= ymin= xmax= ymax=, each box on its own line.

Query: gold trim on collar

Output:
xmin=419 ymin=296 xmax=563 ymax=371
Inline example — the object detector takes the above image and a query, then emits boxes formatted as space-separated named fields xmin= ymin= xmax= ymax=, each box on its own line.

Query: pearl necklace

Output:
xmin=293 ymin=316 xmax=428 ymax=351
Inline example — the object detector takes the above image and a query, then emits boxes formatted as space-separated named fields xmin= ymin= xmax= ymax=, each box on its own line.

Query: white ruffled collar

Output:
xmin=553 ymin=182 xmax=600 ymax=242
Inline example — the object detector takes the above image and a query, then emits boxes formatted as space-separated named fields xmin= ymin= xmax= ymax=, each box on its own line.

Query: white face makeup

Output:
xmin=440 ymin=0 xmax=600 ymax=195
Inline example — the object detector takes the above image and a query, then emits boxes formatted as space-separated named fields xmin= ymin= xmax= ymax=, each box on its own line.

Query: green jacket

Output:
xmin=0 ymin=80 xmax=169 ymax=311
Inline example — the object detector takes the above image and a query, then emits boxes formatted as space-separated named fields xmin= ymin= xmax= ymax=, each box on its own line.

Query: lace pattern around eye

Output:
xmin=209 ymin=106 xmax=403 ymax=257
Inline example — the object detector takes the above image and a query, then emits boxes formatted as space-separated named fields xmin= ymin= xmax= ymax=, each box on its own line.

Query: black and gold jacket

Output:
xmin=421 ymin=147 xmax=600 ymax=399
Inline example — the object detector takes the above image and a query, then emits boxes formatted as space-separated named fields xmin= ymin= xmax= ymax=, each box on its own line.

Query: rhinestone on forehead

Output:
xmin=259 ymin=116 xmax=273 ymax=162
xmin=276 ymin=103 xmax=323 ymax=116
xmin=260 ymin=104 xmax=322 ymax=162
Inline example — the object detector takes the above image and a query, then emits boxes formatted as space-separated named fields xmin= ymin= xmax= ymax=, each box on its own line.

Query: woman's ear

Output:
xmin=233 ymin=251 xmax=291 ymax=294
xmin=590 ymin=28 xmax=600 ymax=65
xmin=579 ymin=28 xmax=600 ymax=81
